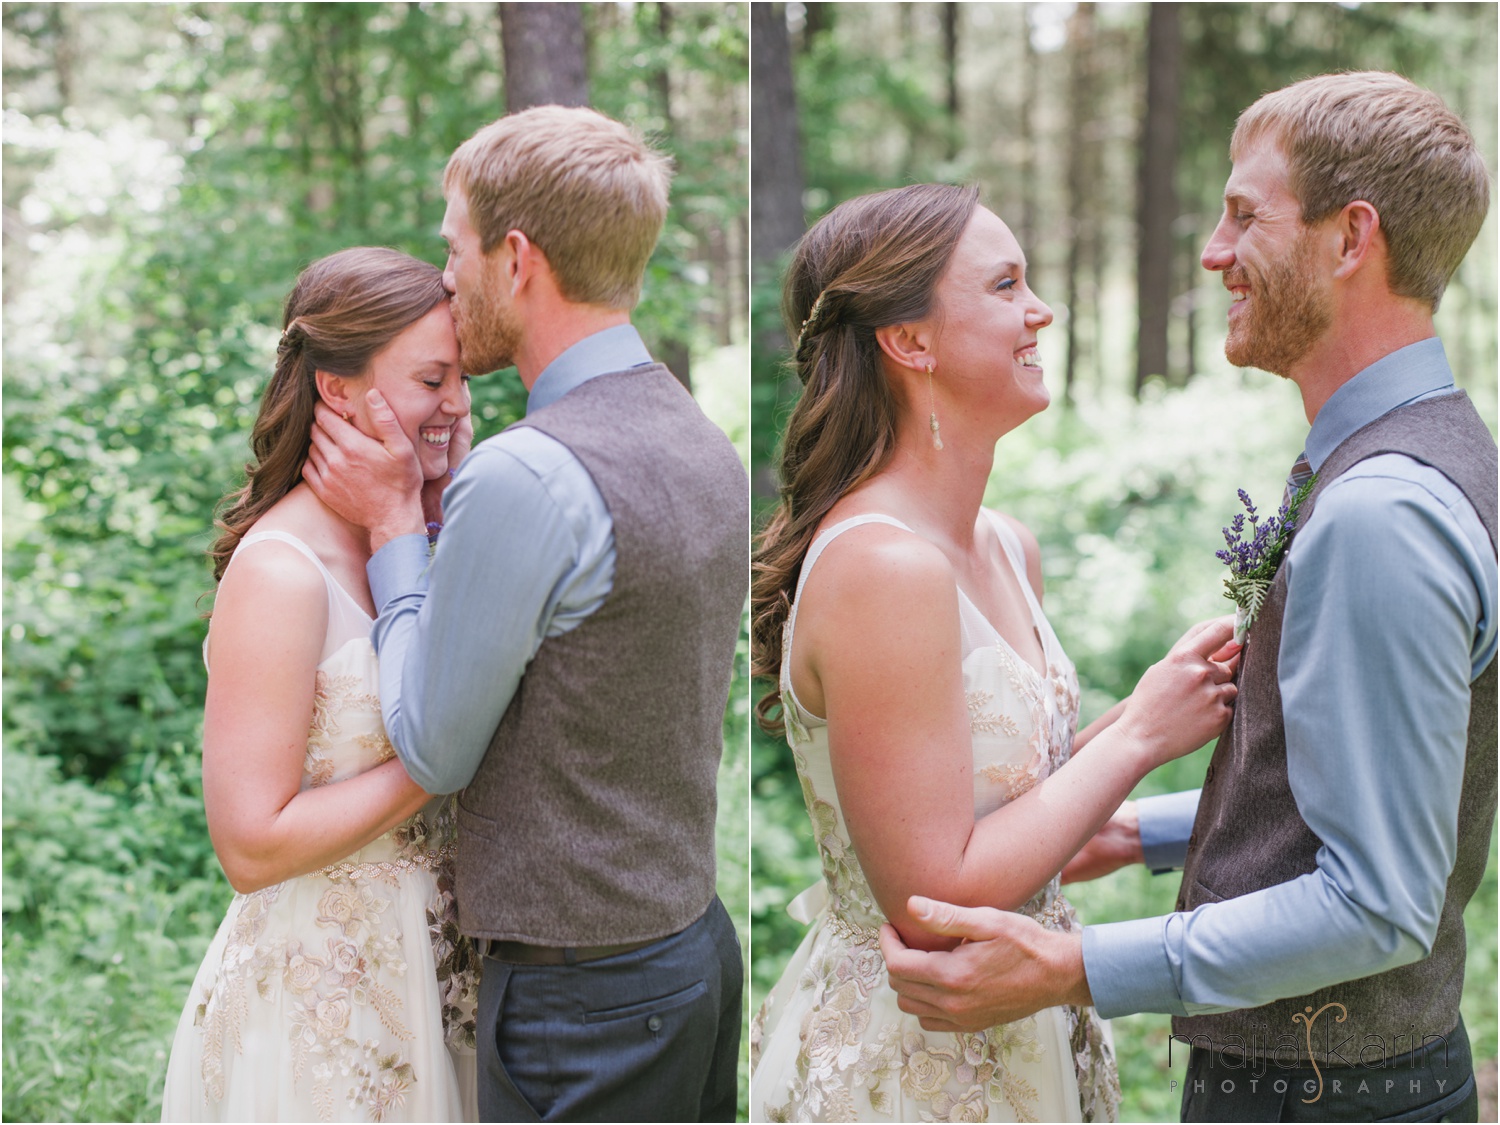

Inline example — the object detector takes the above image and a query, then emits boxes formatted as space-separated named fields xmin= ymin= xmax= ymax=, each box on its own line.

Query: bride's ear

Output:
xmin=874 ymin=323 xmax=933 ymax=375
xmin=314 ymin=369 xmax=358 ymax=416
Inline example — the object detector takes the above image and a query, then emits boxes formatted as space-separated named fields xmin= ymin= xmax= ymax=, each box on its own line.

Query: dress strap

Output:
xmin=979 ymin=509 xmax=1029 ymax=583
xmin=233 ymin=529 xmax=333 ymax=576
xmin=792 ymin=514 xmax=915 ymax=607
xmin=980 ymin=508 xmax=1054 ymax=654
xmin=782 ymin=515 xmax=915 ymax=715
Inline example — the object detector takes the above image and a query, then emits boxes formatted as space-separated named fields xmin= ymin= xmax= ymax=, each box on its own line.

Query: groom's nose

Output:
xmin=1202 ymin=220 xmax=1235 ymax=272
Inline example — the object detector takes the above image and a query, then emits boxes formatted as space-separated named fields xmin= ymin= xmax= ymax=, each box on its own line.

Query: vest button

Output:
xmin=1187 ymin=832 xmax=1198 ymax=850
xmin=647 ymin=1015 xmax=663 ymax=1032
xmin=1204 ymin=764 xmax=1215 ymax=785
xmin=1175 ymin=896 xmax=1186 ymax=912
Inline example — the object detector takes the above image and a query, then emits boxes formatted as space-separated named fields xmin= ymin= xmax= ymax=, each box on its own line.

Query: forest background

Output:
xmin=1 ymin=3 xmax=749 ymax=1121
xmin=749 ymin=3 xmax=1498 ymax=1121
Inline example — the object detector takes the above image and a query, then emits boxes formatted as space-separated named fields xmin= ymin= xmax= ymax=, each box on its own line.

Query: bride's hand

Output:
xmin=1114 ymin=616 xmax=1239 ymax=769
xmin=1060 ymin=801 xmax=1143 ymax=883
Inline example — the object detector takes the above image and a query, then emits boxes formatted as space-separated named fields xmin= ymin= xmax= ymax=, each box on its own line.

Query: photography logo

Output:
xmin=1292 ymin=1002 xmax=1347 ymax=1104
xmin=1167 ymin=1003 xmax=1457 ymax=1108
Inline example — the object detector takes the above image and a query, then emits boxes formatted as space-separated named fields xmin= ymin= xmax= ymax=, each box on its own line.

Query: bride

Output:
xmin=161 ymin=247 xmax=480 ymax=1122
xmin=749 ymin=184 xmax=1238 ymax=1122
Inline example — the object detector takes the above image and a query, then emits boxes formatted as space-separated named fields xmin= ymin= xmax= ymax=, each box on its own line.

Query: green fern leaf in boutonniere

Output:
xmin=1216 ymin=476 xmax=1316 ymax=644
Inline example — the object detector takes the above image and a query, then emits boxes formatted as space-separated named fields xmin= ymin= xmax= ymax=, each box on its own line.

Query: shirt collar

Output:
xmin=525 ymin=324 xmax=653 ymax=415
xmin=1304 ymin=338 xmax=1455 ymax=470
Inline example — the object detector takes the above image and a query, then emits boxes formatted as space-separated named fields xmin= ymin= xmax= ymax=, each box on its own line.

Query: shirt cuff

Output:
xmin=367 ymin=533 xmax=431 ymax=612
xmin=1138 ymin=789 xmax=1201 ymax=874
xmin=1081 ymin=915 xmax=1184 ymax=1018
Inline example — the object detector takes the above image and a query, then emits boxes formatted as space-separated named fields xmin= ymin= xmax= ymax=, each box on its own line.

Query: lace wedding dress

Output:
xmin=161 ymin=532 xmax=480 ymax=1123
xmin=751 ymin=512 xmax=1120 ymax=1123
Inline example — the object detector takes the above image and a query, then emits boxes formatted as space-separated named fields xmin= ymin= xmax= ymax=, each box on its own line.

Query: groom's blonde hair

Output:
xmin=1231 ymin=71 xmax=1489 ymax=311
xmin=444 ymin=105 xmax=673 ymax=310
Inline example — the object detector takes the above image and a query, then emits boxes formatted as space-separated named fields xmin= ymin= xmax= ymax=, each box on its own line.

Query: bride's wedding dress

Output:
xmin=751 ymin=512 xmax=1120 ymax=1123
xmin=161 ymin=531 xmax=480 ymax=1123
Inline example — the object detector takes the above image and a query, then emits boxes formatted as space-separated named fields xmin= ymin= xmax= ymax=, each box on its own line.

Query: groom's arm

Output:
xmin=368 ymin=430 xmax=613 ymax=794
xmin=1082 ymin=460 xmax=1493 ymax=1019
xmin=885 ymin=460 xmax=1493 ymax=1028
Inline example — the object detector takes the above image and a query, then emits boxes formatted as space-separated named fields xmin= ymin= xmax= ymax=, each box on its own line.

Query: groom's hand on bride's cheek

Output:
xmin=879 ymin=897 xmax=1091 ymax=1031
xmin=304 ymin=396 xmax=425 ymax=548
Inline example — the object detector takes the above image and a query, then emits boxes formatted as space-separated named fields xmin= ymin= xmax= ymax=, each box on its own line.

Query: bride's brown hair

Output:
xmin=208 ymin=247 xmax=447 ymax=584
xmin=752 ymin=183 xmax=979 ymax=734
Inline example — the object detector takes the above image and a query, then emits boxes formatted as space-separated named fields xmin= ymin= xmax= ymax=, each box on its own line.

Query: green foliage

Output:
xmin=3 ymin=746 xmax=229 ymax=1122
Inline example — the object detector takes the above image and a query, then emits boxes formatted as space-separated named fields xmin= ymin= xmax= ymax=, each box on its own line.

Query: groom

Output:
xmin=880 ymin=72 xmax=1496 ymax=1122
xmin=305 ymin=106 xmax=747 ymax=1121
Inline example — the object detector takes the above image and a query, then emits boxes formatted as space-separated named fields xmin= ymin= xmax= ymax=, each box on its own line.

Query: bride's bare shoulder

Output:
xmin=211 ymin=491 xmax=333 ymax=635
xmin=802 ymin=510 xmax=955 ymax=615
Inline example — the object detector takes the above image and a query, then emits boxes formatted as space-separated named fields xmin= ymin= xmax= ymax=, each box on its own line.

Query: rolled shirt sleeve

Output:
xmin=1083 ymin=457 xmax=1494 ymax=1019
xmin=1138 ymin=789 xmax=1201 ymax=875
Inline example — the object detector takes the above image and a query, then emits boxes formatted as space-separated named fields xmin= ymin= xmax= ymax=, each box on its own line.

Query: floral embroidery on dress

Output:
xmin=967 ymin=690 xmax=1021 ymax=738
xmin=1068 ymin=1004 xmax=1121 ymax=1124
xmin=979 ymin=760 xmax=1039 ymax=801
xmin=357 ymin=731 xmax=398 ymax=763
xmin=796 ymin=744 xmax=882 ymax=937
xmin=195 ymin=873 xmax=421 ymax=1122
xmin=422 ymin=801 xmax=481 ymax=1052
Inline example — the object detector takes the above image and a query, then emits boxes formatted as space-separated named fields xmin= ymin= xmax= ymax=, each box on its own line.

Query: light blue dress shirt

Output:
xmin=1083 ymin=338 xmax=1497 ymax=1018
xmin=367 ymin=324 xmax=654 ymax=794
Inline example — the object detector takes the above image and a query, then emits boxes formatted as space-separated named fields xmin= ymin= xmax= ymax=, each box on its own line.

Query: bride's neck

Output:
xmin=294 ymin=482 xmax=374 ymax=557
xmin=881 ymin=424 xmax=995 ymax=548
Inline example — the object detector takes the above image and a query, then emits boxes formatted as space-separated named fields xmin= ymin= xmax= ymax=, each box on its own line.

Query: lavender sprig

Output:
xmin=1217 ymin=475 xmax=1315 ymax=642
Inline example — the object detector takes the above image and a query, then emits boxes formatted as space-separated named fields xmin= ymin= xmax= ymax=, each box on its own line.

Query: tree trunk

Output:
xmin=1018 ymin=3 xmax=1037 ymax=253
xmin=498 ymin=2 xmax=588 ymax=111
xmin=47 ymin=3 xmax=75 ymax=108
xmin=750 ymin=4 xmax=805 ymax=276
xmin=942 ymin=3 xmax=960 ymax=160
xmin=1062 ymin=4 xmax=1096 ymax=409
xmin=750 ymin=3 xmax=806 ymax=500
xmin=1134 ymin=2 xmax=1181 ymax=396
xmin=654 ymin=2 xmax=673 ymax=125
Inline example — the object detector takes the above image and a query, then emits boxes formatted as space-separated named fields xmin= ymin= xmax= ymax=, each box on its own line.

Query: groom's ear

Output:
xmin=313 ymin=369 xmax=357 ymax=415
xmin=501 ymin=229 xmax=549 ymax=298
xmin=874 ymin=322 xmax=933 ymax=374
xmin=1329 ymin=200 xmax=1382 ymax=282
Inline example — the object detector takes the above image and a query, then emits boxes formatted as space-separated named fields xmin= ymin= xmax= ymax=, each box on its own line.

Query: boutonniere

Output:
xmin=1216 ymin=478 xmax=1316 ymax=644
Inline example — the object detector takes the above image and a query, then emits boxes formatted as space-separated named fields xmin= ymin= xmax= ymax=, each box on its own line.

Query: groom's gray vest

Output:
xmin=1175 ymin=391 xmax=1497 ymax=1063
xmin=455 ymin=364 xmax=748 ymax=946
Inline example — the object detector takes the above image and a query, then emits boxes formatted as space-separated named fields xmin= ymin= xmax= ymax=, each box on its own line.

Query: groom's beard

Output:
xmin=1223 ymin=232 xmax=1331 ymax=378
xmin=453 ymin=270 xmax=523 ymax=376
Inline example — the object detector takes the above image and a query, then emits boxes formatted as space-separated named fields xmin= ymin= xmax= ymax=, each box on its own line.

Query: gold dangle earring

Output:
xmin=926 ymin=364 xmax=943 ymax=450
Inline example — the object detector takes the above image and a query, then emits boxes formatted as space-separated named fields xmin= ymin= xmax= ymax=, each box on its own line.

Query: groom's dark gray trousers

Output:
xmin=475 ymin=896 xmax=742 ymax=1122
xmin=1179 ymin=1016 xmax=1478 ymax=1122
